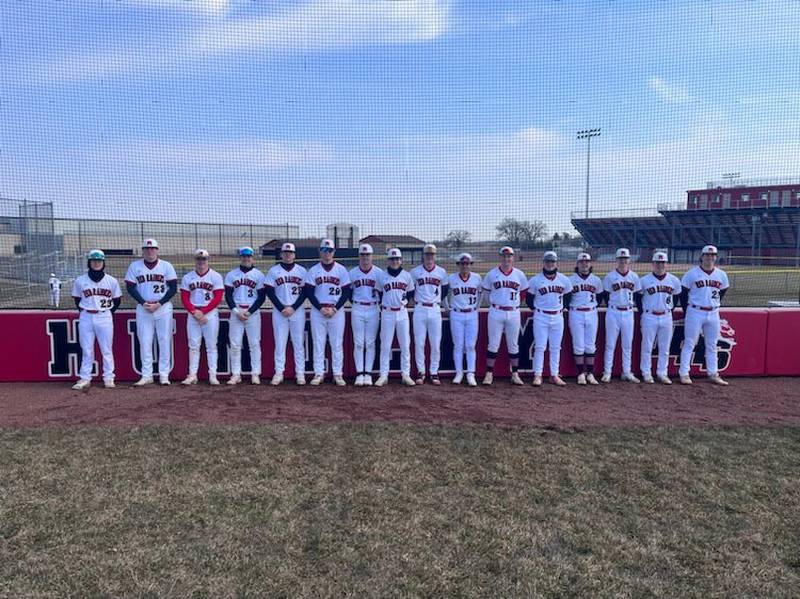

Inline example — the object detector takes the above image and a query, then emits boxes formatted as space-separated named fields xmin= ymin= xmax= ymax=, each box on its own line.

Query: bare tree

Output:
xmin=496 ymin=218 xmax=548 ymax=247
xmin=444 ymin=229 xmax=472 ymax=248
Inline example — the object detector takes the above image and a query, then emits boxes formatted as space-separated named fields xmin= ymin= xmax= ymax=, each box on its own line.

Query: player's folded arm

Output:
xmin=224 ymin=286 xmax=236 ymax=310
xmin=160 ymin=280 xmax=177 ymax=304
xmin=249 ymin=288 xmax=267 ymax=313
xmin=264 ymin=285 xmax=285 ymax=311
xmin=304 ymin=284 xmax=323 ymax=311
xmin=126 ymin=281 xmax=147 ymax=305
xmin=334 ymin=284 xmax=351 ymax=311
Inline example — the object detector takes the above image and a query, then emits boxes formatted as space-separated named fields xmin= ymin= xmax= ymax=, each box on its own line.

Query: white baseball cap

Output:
xmin=50 ymin=272 xmax=56 ymax=277
xmin=319 ymin=238 xmax=335 ymax=251
xmin=616 ymin=248 xmax=631 ymax=259
xmin=457 ymin=252 xmax=473 ymax=263
xmin=543 ymin=251 xmax=558 ymax=261
xmin=423 ymin=243 xmax=437 ymax=254
xmin=359 ymin=243 xmax=374 ymax=255
xmin=701 ymin=244 xmax=718 ymax=255
xmin=499 ymin=246 xmax=515 ymax=255
xmin=387 ymin=248 xmax=402 ymax=259
xmin=194 ymin=249 xmax=209 ymax=259
xmin=577 ymin=252 xmax=592 ymax=261
xmin=281 ymin=242 xmax=296 ymax=253
xmin=142 ymin=238 xmax=159 ymax=249
xmin=652 ymin=251 xmax=669 ymax=262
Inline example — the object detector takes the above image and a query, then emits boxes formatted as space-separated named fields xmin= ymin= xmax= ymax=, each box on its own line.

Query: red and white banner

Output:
xmin=4 ymin=308 xmax=797 ymax=382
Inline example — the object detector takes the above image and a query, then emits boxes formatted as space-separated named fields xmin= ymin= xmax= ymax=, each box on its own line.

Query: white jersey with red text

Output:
xmin=224 ymin=267 xmax=266 ymax=308
xmin=305 ymin=262 xmax=351 ymax=307
xmin=447 ymin=272 xmax=482 ymax=311
xmin=681 ymin=266 xmax=730 ymax=309
xmin=264 ymin=263 xmax=307 ymax=308
xmin=181 ymin=269 xmax=224 ymax=309
xmin=72 ymin=273 xmax=122 ymax=311
xmin=349 ymin=265 xmax=384 ymax=304
xmin=124 ymin=259 xmax=178 ymax=303
xmin=603 ymin=269 xmax=641 ymax=309
xmin=568 ymin=273 xmax=602 ymax=309
xmin=528 ymin=272 xmax=572 ymax=311
xmin=379 ymin=269 xmax=415 ymax=310
xmin=410 ymin=264 xmax=448 ymax=306
xmin=481 ymin=266 xmax=528 ymax=308
xmin=639 ymin=273 xmax=682 ymax=313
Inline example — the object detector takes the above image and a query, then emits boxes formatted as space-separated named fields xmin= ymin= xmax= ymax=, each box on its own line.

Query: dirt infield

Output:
xmin=1 ymin=377 xmax=798 ymax=428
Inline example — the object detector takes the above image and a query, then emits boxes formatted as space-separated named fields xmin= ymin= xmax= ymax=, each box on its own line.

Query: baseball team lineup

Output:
xmin=69 ymin=237 xmax=732 ymax=391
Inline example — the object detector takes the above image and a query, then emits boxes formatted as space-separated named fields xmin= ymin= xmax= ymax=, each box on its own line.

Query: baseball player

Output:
xmin=265 ymin=243 xmax=308 ymax=386
xmin=526 ymin=251 xmax=572 ymax=386
xmin=48 ymin=273 xmax=61 ymax=308
xmin=375 ymin=248 xmax=416 ymax=386
xmin=224 ymin=247 xmax=267 ymax=385
xmin=481 ymin=246 xmax=527 ymax=386
xmin=635 ymin=251 xmax=682 ymax=384
xmin=446 ymin=252 xmax=481 ymax=386
xmin=71 ymin=250 xmax=122 ymax=390
xmin=125 ymin=239 xmax=178 ymax=386
xmin=305 ymin=239 xmax=351 ymax=386
xmin=180 ymin=249 xmax=224 ymax=385
xmin=602 ymin=248 xmax=642 ymax=383
xmin=678 ymin=245 xmax=730 ymax=385
xmin=349 ymin=243 xmax=383 ymax=386
xmin=568 ymin=253 xmax=602 ymax=385
xmin=410 ymin=244 xmax=449 ymax=385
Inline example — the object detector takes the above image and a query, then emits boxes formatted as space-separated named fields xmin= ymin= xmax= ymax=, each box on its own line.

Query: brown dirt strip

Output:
xmin=0 ymin=377 xmax=798 ymax=429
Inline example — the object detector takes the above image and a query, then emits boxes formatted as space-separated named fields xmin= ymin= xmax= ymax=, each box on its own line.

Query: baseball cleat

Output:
xmin=622 ymin=374 xmax=640 ymax=384
xmin=643 ymin=375 xmax=655 ymax=384
xmin=374 ymin=375 xmax=388 ymax=387
xmin=181 ymin=374 xmax=198 ymax=386
xmin=271 ymin=374 xmax=284 ymax=386
xmin=600 ymin=373 xmax=612 ymax=383
xmin=708 ymin=373 xmax=729 ymax=386
xmin=680 ymin=375 xmax=693 ymax=385
xmin=133 ymin=376 xmax=154 ymax=387
xmin=658 ymin=375 xmax=672 ymax=385
xmin=251 ymin=375 xmax=261 ymax=385
xmin=551 ymin=376 xmax=567 ymax=386
xmin=208 ymin=375 xmax=220 ymax=386
xmin=466 ymin=373 xmax=477 ymax=387
xmin=430 ymin=375 xmax=441 ymax=386
xmin=159 ymin=376 xmax=171 ymax=386
xmin=333 ymin=375 xmax=347 ymax=387
xmin=309 ymin=375 xmax=324 ymax=386
xmin=510 ymin=372 xmax=524 ymax=386
xmin=576 ymin=373 xmax=587 ymax=385
xmin=296 ymin=375 xmax=306 ymax=386
xmin=227 ymin=375 xmax=242 ymax=386
xmin=415 ymin=377 xmax=424 ymax=386
xmin=452 ymin=373 xmax=464 ymax=385
xmin=482 ymin=372 xmax=494 ymax=385
xmin=402 ymin=374 xmax=416 ymax=386
xmin=71 ymin=379 xmax=91 ymax=391
xmin=354 ymin=375 xmax=364 ymax=387
xmin=532 ymin=375 xmax=543 ymax=387
xmin=586 ymin=373 xmax=600 ymax=385
xmin=103 ymin=379 xmax=115 ymax=389
xmin=363 ymin=375 xmax=373 ymax=386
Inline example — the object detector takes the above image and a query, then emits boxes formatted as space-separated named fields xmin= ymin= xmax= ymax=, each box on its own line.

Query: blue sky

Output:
xmin=2 ymin=0 xmax=800 ymax=241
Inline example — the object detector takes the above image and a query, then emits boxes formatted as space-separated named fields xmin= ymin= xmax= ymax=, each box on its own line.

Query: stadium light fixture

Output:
xmin=577 ymin=128 xmax=601 ymax=218
xmin=722 ymin=172 xmax=741 ymax=187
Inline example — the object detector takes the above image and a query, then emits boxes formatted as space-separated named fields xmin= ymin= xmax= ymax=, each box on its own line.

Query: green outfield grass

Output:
xmin=1 ymin=425 xmax=798 ymax=597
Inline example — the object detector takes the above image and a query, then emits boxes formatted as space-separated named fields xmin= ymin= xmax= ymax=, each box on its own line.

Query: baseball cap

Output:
xmin=499 ymin=246 xmax=515 ymax=256
xmin=359 ymin=243 xmax=374 ymax=255
xmin=701 ymin=244 xmax=718 ymax=255
xmin=615 ymin=248 xmax=631 ymax=259
xmin=319 ymin=238 xmax=335 ymax=251
xmin=194 ymin=249 xmax=210 ymax=259
xmin=457 ymin=252 xmax=473 ymax=263
xmin=238 ymin=246 xmax=254 ymax=257
xmin=577 ymin=252 xmax=592 ymax=261
xmin=87 ymin=249 xmax=106 ymax=261
xmin=281 ymin=242 xmax=296 ymax=253
xmin=543 ymin=251 xmax=558 ymax=261
xmin=423 ymin=243 xmax=437 ymax=254
xmin=652 ymin=251 xmax=669 ymax=262
xmin=50 ymin=272 xmax=56 ymax=277
xmin=142 ymin=238 xmax=159 ymax=249
xmin=387 ymin=248 xmax=402 ymax=259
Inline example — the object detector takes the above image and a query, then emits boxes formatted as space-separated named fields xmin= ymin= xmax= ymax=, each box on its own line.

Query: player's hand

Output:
xmin=281 ymin=307 xmax=294 ymax=318
xmin=321 ymin=306 xmax=332 ymax=317
xmin=145 ymin=301 xmax=159 ymax=313
xmin=237 ymin=309 xmax=249 ymax=322
xmin=192 ymin=309 xmax=204 ymax=321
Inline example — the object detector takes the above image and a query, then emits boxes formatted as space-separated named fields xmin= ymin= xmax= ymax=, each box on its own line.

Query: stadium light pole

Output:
xmin=577 ymin=128 xmax=601 ymax=218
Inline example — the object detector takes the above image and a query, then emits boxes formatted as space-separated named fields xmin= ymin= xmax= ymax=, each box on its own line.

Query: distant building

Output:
xmin=359 ymin=234 xmax=427 ymax=262
xmin=326 ymin=223 xmax=360 ymax=249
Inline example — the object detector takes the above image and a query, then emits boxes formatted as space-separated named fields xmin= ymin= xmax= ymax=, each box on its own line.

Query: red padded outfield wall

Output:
xmin=3 ymin=308 xmax=797 ymax=382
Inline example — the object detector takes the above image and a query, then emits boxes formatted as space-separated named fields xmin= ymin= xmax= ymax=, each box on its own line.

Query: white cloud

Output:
xmin=648 ymin=77 xmax=693 ymax=104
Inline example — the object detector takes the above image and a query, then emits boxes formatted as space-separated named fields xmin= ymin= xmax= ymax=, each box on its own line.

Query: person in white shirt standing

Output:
xmin=375 ymin=248 xmax=416 ymax=387
xmin=224 ymin=247 xmax=267 ymax=385
xmin=48 ymin=273 xmax=61 ymax=308
xmin=349 ymin=243 xmax=383 ymax=386
xmin=125 ymin=239 xmax=178 ymax=386
xmin=678 ymin=245 xmax=731 ymax=386
xmin=635 ymin=251 xmax=682 ymax=384
xmin=180 ymin=249 xmax=225 ymax=386
xmin=568 ymin=253 xmax=602 ymax=385
xmin=264 ymin=243 xmax=308 ymax=386
xmin=305 ymin=239 xmax=351 ymax=386
xmin=481 ymin=246 xmax=527 ymax=386
xmin=526 ymin=251 xmax=572 ymax=386
xmin=410 ymin=244 xmax=449 ymax=385
xmin=446 ymin=253 xmax=481 ymax=387
xmin=601 ymin=248 xmax=642 ymax=383
xmin=71 ymin=250 xmax=122 ymax=390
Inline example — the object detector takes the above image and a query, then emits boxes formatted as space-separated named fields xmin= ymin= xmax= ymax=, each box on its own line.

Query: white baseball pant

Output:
xmin=78 ymin=310 xmax=115 ymax=381
xmin=533 ymin=311 xmax=565 ymax=376
xmin=603 ymin=308 xmax=635 ymax=376
xmin=679 ymin=308 xmax=721 ymax=376
xmin=450 ymin=310 xmax=478 ymax=375
xmin=568 ymin=309 xmax=598 ymax=355
xmin=135 ymin=302 xmax=174 ymax=378
xmin=640 ymin=312 xmax=674 ymax=378
xmin=50 ymin=289 xmax=60 ymax=308
xmin=187 ymin=310 xmax=220 ymax=376
xmin=310 ymin=308 xmax=345 ymax=376
xmin=487 ymin=308 xmax=521 ymax=354
xmin=380 ymin=309 xmax=411 ymax=376
xmin=272 ymin=308 xmax=306 ymax=377
xmin=413 ymin=305 xmax=443 ymax=376
xmin=351 ymin=304 xmax=380 ymax=374
xmin=228 ymin=309 xmax=262 ymax=376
